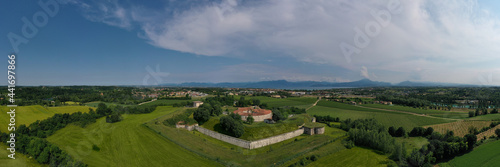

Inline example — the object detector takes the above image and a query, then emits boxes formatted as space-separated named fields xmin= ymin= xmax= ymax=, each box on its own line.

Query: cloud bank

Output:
xmin=69 ymin=0 xmax=500 ymax=84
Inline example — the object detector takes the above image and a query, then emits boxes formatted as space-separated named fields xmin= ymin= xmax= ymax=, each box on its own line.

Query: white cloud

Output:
xmin=72 ymin=0 xmax=500 ymax=84
xmin=361 ymin=66 xmax=369 ymax=79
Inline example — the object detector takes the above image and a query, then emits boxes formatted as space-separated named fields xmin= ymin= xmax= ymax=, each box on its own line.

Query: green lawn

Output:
xmin=308 ymin=147 xmax=393 ymax=167
xmin=0 ymin=105 xmax=94 ymax=132
xmin=309 ymin=101 xmax=454 ymax=130
xmin=47 ymin=106 xmax=220 ymax=167
xmin=446 ymin=139 xmax=500 ymax=167
xmin=362 ymin=104 xmax=469 ymax=119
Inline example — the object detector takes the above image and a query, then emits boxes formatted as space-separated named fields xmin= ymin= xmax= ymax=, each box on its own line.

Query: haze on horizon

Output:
xmin=2 ymin=0 xmax=500 ymax=86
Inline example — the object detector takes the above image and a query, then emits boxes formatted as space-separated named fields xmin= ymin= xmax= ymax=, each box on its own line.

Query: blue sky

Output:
xmin=1 ymin=0 xmax=500 ymax=86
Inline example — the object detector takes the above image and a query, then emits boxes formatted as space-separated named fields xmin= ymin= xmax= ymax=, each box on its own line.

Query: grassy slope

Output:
xmin=446 ymin=140 xmax=500 ymax=167
xmin=0 ymin=105 xmax=94 ymax=132
xmin=0 ymin=144 xmax=43 ymax=167
xmin=47 ymin=106 xmax=219 ymax=167
xmin=468 ymin=113 xmax=500 ymax=121
xmin=308 ymin=101 xmax=453 ymax=130
xmin=308 ymin=147 xmax=392 ymax=167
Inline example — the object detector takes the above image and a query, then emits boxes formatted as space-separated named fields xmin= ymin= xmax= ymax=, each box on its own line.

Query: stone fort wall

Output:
xmin=194 ymin=126 xmax=304 ymax=149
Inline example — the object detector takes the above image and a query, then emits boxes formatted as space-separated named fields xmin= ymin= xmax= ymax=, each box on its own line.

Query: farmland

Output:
xmin=424 ymin=121 xmax=492 ymax=137
xmin=0 ymin=105 xmax=94 ymax=132
xmin=47 ymin=106 xmax=220 ymax=167
xmin=308 ymin=101 xmax=453 ymax=130
xmin=476 ymin=125 xmax=500 ymax=141
xmin=445 ymin=139 xmax=500 ymax=167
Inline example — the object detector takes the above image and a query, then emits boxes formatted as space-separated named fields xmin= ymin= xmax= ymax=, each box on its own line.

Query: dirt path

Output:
xmin=356 ymin=105 xmax=462 ymax=121
xmin=306 ymin=97 xmax=321 ymax=111
xmin=138 ymin=98 xmax=157 ymax=105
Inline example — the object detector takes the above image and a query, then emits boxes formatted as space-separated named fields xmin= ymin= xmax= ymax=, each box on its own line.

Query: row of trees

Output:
xmin=469 ymin=108 xmax=499 ymax=117
xmin=1 ymin=86 xmax=151 ymax=106
xmin=0 ymin=133 xmax=86 ymax=166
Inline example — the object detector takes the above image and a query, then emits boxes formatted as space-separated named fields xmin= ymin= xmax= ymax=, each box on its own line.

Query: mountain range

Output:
xmin=161 ymin=79 xmax=481 ymax=89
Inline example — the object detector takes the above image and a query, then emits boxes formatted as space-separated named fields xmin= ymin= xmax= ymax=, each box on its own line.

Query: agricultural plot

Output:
xmin=309 ymin=101 xmax=453 ymax=130
xmin=0 ymin=105 xmax=94 ymax=132
xmin=476 ymin=125 xmax=500 ymax=141
xmin=424 ymin=121 xmax=492 ymax=137
xmin=446 ymin=139 xmax=500 ymax=167
xmin=308 ymin=147 xmax=393 ymax=167
xmin=47 ymin=106 xmax=220 ymax=167
xmin=362 ymin=104 xmax=469 ymax=119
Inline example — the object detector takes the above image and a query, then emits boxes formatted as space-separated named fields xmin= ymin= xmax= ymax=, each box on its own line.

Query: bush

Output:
xmin=193 ymin=108 xmax=210 ymax=125
xmin=496 ymin=129 xmax=500 ymax=138
xmin=220 ymin=116 xmax=245 ymax=138
xmin=92 ymin=144 xmax=100 ymax=151
xmin=247 ymin=115 xmax=254 ymax=124
xmin=395 ymin=127 xmax=406 ymax=137
xmin=469 ymin=111 xmax=475 ymax=117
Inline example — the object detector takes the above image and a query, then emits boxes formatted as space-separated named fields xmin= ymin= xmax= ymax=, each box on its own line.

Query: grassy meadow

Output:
xmin=47 ymin=106 xmax=220 ymax=167
xmin=0 ymin=144 xmax=43 ymax=167
xmin=0 ymin=105 xmax=94 ymax=132
xmin=307 ymin=147 xmax=393 ymax=167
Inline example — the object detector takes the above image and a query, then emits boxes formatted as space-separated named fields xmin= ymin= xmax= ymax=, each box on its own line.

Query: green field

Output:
xmin=84 ymin=101 xmax=134 ymax=108
xmin=308 ymin=101 xmax=453 ymax=130
xmin=362 ymin=104 xmax=469 ymax=119
xmin=308 ymin=147 xmax=393 ymax=167
xmin=47 ymin=106 xmax=220 ymax=167
xmin=468 ymin=113 xmax=500 ymax=121
xmin=0 ymin=105 xmax=94 ymax=132
xmin=445 ymin=139 xmax=500 ymax=167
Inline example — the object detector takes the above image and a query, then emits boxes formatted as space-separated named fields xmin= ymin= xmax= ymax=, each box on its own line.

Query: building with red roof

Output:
xmin=233 ymin=106 xmax=273 ymax=122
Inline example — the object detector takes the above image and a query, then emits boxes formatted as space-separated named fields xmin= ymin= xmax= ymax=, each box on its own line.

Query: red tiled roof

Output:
xmin=233 ymin=107 xmax=272 ymax=116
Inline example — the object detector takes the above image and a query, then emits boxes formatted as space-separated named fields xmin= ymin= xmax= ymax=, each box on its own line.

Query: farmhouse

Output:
xmin=233 ymin=107 xmax=272 ymax=122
